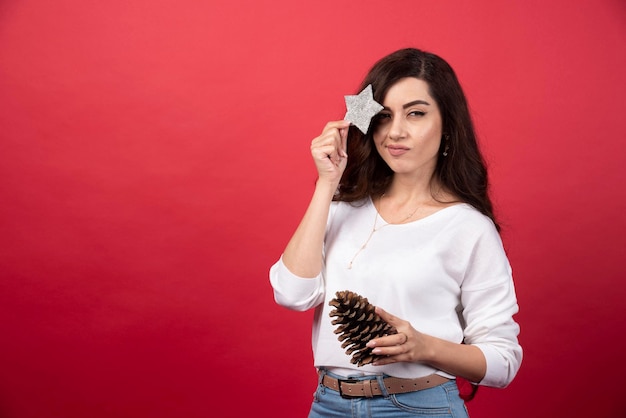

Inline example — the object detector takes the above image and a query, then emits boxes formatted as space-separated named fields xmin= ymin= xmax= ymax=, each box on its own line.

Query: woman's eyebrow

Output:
xmin=382 ymin=99 xmax=431 ymax=111
xmin=403 ymin=99 xmax=430 ymax=108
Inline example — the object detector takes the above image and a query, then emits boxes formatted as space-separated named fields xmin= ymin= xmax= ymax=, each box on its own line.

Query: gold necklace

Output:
xmin=347 ymin=195 xmax=420 ymax=269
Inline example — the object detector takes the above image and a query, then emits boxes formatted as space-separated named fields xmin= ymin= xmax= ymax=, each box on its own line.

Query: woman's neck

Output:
xmin=374 ymin=175 xmax=458 ymax=224
xmin=384 ymin=173 xmax=441 ymax=203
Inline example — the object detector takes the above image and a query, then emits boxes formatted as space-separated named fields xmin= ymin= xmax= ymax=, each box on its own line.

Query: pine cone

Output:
xmin=328 ymin=290 xmax=397 ymax=367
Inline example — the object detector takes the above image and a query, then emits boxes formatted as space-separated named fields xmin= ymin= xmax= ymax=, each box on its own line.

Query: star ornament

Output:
xmin=344 ymin=84 xmax=384 ymax=134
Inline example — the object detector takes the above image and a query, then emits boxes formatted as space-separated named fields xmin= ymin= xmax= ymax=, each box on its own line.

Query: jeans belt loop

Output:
xmin=375 ymin=374 xmax=390 ymax=398
xmin=316 ymin=368 xmax=327 ymax=394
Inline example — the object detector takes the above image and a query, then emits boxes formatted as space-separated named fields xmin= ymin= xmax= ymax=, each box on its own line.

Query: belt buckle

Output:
xmin=338 ymin=379 xmax=360 ymax=399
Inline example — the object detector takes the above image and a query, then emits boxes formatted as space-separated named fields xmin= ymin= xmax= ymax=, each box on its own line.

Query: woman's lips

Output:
xmin=387 ymin=145 xmax=410 ymax=156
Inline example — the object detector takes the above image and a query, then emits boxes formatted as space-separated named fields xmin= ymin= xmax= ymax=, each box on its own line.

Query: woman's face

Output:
xmin=373 ymin=77 xmax=443 ymax=180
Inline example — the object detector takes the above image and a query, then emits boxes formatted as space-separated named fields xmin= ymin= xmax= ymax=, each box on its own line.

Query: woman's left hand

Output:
xmin=366 ymin=306 xmax=432 ymax=366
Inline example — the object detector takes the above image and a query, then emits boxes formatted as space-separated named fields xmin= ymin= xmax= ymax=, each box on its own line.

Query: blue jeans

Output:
xmin=309 ymin=370 xmax=469 ymax=418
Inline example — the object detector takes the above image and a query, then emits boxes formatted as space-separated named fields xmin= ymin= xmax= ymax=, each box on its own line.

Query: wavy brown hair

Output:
xmin=335 ymin=48 xmax=499 ymax=231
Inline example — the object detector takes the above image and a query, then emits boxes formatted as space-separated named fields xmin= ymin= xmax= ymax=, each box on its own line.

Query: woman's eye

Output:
xmin=376 ymin=113 xmax=392 ymax=122
xmin=409 ymin=110 xmax=426 ymax=117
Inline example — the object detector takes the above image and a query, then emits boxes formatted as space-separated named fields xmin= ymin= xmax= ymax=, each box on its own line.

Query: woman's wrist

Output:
xmin=314 ymin=178 xmax=339 ymax=199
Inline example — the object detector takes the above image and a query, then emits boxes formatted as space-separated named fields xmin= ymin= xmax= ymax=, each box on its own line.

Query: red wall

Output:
xmin=1 ymin=1 xmax=625 ymax=417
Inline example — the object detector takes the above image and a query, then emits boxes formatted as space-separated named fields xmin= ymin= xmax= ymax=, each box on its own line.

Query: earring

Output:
xmin=443 ymin=134 xmax=450 ymax=157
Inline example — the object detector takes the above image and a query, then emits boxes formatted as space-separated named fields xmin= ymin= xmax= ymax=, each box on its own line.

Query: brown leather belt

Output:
xmin=320 ymin=372 xmax=450 ymax=398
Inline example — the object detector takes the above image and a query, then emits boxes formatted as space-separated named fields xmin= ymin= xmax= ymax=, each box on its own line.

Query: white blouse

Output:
xmin=270 ymin=199 xmax=522 ymax=388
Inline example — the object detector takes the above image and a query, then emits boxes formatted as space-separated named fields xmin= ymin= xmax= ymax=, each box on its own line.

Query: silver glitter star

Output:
xmin=344 ymin=84 xmax=384 ymax=134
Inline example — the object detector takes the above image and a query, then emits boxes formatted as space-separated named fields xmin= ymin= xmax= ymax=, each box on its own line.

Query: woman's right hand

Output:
xmin=310 ymin=120 xmax=350 ymax=185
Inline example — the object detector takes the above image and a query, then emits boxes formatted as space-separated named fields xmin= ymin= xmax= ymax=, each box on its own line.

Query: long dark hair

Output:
xmin=335 ymin=48 xmax=499 ymax=231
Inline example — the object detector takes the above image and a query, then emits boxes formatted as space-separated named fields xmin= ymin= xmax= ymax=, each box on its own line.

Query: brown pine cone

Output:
xmin=328 ymin=290 xmax=397 ymax=367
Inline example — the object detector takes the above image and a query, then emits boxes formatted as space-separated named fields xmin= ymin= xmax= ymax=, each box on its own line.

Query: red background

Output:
xmin=1 ymin=1 xmax=625 ymax=417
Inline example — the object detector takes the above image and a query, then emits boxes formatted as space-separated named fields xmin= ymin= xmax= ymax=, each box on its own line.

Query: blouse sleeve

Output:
xmin=269 ymin=256 xmax=325 ymax=311
xmin=268 ymin=202 xmax=339 ymax=311
xmin=459 ymin=218 xmax=523 ymax=388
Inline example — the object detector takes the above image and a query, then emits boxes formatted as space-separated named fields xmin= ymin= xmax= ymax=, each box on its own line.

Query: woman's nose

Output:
xmin=388 ymin=116 xmax=405 ymax=140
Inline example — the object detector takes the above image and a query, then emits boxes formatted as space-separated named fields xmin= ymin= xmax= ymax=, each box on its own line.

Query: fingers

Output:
xmin=312 ymin=121 xmax=350 ymax=155
xmin=366 ymin=307 xmax=416 ymax=365
xmin=325 ymin=119 xmax=351 ymax=133
xmin=374 ymin=306 xmax=395 ymax=324
xmin=366 ymin=332 xmax=407 ymax=350
xmin=366 ymin=334 xmax=410 ymax=366
xmin=311 ymin=120 xmax=350 ymax=177
xmin=338 ymin=122 xmax=349 ymax=158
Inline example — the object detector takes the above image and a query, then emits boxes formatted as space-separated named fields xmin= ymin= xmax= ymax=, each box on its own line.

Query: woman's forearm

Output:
xmin=281 ymin=180 xmax=337 ymax=278
xmin=421 ymin=335 xmax=487 ymax=383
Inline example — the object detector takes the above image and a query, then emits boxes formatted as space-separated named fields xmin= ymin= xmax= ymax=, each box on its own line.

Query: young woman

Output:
xmin=269 ymin=48 xmax=522 ymax=417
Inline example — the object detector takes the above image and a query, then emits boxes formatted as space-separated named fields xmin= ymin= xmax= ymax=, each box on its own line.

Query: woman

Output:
xmin=269 ymin=48 xmax=522 ymax=417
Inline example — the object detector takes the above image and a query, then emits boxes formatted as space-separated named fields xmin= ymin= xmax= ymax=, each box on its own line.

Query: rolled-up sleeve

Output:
xmin=269 ymin=256 xmax=325 ymax=311
xmin=460 ymin=223 xmax=523 ymax=388
xmin=462 ymin=278 xmax=522 ymax=387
